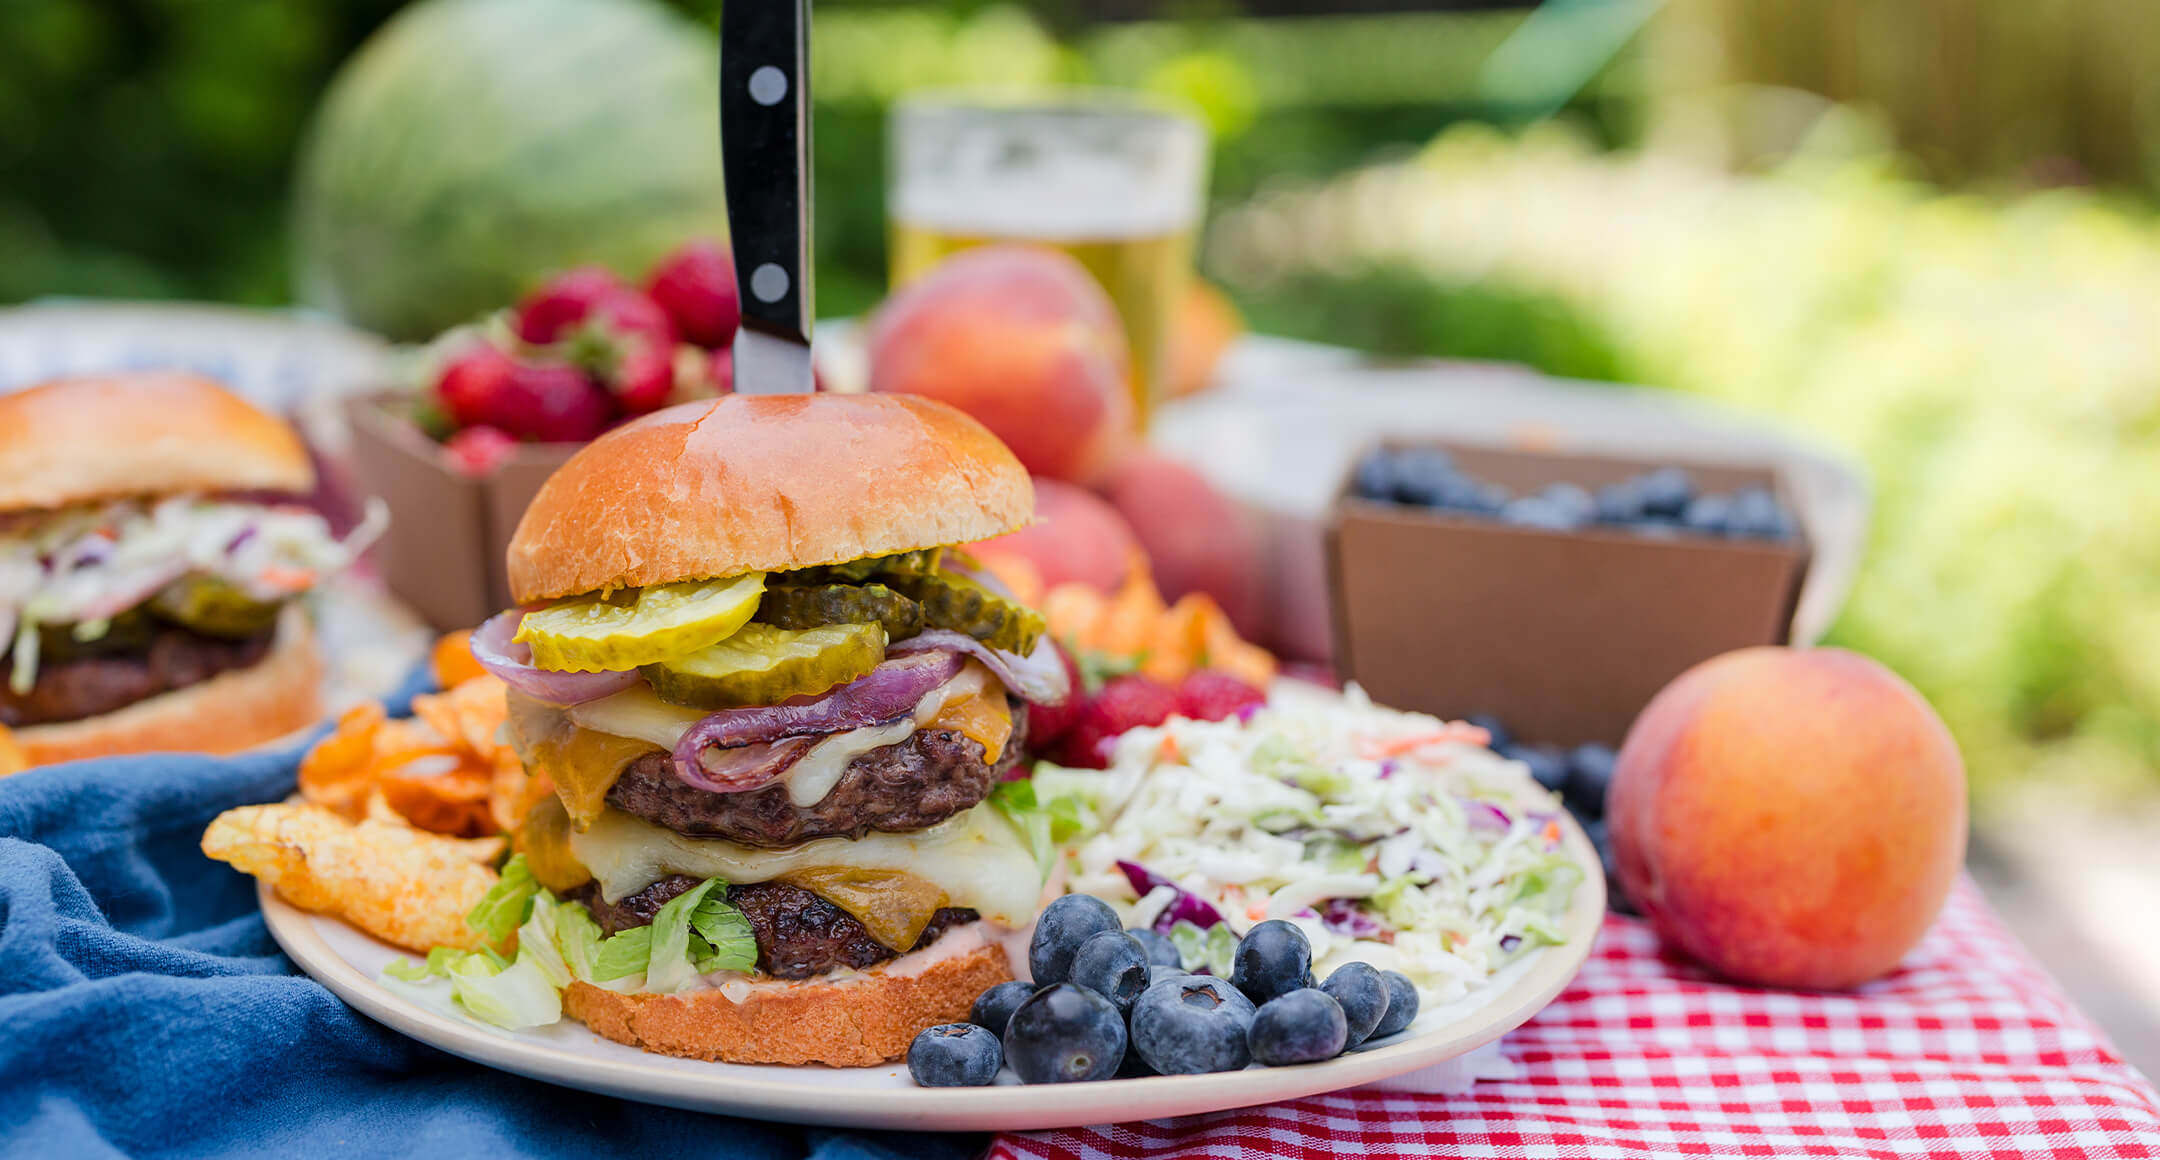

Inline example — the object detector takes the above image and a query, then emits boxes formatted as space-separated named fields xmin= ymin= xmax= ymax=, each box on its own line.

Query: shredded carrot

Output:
xmin=260 ymin=566 xmax=316 ymax=590
xmin=1542 ymin=820 xmax=1562 ymax=847
xmin=1154 ymin=735 xmax=1183 ymax=765
xmin=1246 ymin=904 xmax=1268 ymax=921
xmin=1357 ymin=723 xmax=1492 ymax=760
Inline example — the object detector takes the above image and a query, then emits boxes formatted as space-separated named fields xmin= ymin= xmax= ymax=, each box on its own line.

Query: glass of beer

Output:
xmin=887 ymin=89 xmax=1208 ymax=427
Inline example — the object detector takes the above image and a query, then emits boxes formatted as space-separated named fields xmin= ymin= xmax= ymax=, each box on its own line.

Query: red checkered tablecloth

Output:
xmin=990 ymin=880 xmax=2160 ymax=1159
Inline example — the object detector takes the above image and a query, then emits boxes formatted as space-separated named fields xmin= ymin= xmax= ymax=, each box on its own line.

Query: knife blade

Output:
xmin=721 ymin=0 xmax=815 ymax=395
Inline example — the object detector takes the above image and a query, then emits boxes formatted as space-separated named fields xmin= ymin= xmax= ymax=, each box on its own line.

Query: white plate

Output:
xmin=261 ymin=818 xmax=1604 ymax=1132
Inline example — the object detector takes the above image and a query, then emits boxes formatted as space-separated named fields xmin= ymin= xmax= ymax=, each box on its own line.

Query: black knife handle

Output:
xmin=721 ymin=0 xmax=812 ymax=345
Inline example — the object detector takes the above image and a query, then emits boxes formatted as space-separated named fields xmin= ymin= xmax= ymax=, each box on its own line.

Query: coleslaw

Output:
xmin=1 ymin=494 xmax=386 ymax=692
xmin=1041 ymin=682 xmax=1584 ymax=1003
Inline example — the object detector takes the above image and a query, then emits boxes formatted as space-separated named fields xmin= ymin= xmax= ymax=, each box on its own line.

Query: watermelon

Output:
xmin=292 ymin=0 xmax=728 ymax=342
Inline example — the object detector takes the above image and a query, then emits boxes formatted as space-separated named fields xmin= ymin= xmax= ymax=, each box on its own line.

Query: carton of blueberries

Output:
xmin=1325 ymin=439 xmax=1811 ymax=748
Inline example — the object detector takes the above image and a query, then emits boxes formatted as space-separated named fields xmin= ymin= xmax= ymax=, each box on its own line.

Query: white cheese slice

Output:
xmin=569 ymin=800 xmax=1042 ymax=927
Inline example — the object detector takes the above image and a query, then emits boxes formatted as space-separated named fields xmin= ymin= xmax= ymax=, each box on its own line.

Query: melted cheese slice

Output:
xmin=569 ymin=800 xmax=1042 ymax=927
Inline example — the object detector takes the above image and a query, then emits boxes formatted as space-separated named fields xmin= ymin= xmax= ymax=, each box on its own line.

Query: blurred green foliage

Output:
xmin=1 ymin=0 xmax=1630 ymax=317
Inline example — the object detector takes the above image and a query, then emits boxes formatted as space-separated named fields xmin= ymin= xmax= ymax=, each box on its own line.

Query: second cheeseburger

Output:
xmin=477 ymin=392 xmax=1069 ymax=1066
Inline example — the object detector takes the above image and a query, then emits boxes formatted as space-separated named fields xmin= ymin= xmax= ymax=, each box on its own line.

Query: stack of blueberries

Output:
xmin=907 ymin=904 xmax=1421 ymax=1086
xmin=1471 ymin=714 xmax=1633 ymax=916
xmin=1351 ymin=447 xmax=1793 ymax=541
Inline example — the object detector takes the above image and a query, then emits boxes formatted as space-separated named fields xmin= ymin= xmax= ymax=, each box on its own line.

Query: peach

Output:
xmin=972 ymin=477 xmax=1143 ymax=594
xmin=1101 ymin=451 xmax=1263 ymax=636
xmin=1167 ymin=279 xmax=1243 ymax=398
xmin=1608 ymin=647 xmax=1966 ymax=990
xmin=868 ymin=245 xmax=1134 ymax=483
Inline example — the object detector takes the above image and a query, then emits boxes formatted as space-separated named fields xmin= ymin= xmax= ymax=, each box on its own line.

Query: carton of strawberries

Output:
xmin=419 ymin=239 xmax=746 ymax=476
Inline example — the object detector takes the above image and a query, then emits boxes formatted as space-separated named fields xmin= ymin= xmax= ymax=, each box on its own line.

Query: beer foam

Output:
xmin=891 ymin=102 xmax=1206 ymax=240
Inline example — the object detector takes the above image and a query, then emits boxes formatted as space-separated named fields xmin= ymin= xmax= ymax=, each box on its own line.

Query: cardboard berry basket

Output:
xmin=343 ymin=392 xmax=580 ymax=631
xmin=1327 ymin=439 xmax=1811 ymax=747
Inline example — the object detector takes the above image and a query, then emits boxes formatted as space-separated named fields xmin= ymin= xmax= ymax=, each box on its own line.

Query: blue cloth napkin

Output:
xmin=0 ymin=672 xmax=983 ymax=1160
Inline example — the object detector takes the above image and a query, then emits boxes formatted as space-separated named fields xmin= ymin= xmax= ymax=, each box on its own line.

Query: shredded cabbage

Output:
xmin=0 ymin=494 xmax=385 ymax=691
xmin=1060 ymin=681 xmax=1585 ymax=1003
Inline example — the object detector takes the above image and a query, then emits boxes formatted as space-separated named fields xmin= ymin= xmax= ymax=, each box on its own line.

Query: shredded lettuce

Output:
xmin=515 ymin=889 xmax=572 ymax=988
xmin=990 ymin=778 xmax=1088 ymax=877
xmin=591 ymin=926 xmax=654 ymax=982
xmin=551 ymin=898 xmax=606 ymax=982
xmin=382 ymin=957 xmax=435 ymax=982
xmin=445 ymin=950 xmax=564 ymax=1029
xmin=1167 ymin=920 xmax=1239 ymax=976
xmin=644 ymin=879 xmax=723 ymax=993
xmin=689 ymin=893 xmax=758 ymax=975
xmin=465 ymin=854 xmax=540 ymax=945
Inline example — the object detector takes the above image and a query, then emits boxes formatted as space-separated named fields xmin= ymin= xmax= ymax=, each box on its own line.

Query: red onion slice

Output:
xmin=671 ymin=650 xmax=965 ymax=791
xmin=469 ymin=609 xmax=642 ymax=705
xmin=889 ymin=629 xmax=1069 ymax=706
xmin=678 ymin=735 xmax=816 ymax=793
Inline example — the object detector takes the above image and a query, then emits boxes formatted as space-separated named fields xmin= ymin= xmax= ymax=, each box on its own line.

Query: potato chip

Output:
xmin=297 ymin=703 xmax=391 ymax=818
xmin=418 ymin=673 xmax=511 ymax=762
xmin=0 ymin=724 xmax=28 ymax=778
xmin=202 ymin=803 xmax=504 ymax=954
xmin=1039 ymin=572 xmax=1278 ymax=688
xmin=431 ymin=629 xmax=488 ymax=690
xmin=296 ymin=662 xmax=520 ymax=837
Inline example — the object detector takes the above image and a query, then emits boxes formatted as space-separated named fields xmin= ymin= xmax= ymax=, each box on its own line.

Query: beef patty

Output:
xmin=605 ymin=699 xmax=1027 ymax=847
xmin=572 ymin=875 xmax=980 ymax=981
xmin=0 ymin=622 xmax=274 ymax=728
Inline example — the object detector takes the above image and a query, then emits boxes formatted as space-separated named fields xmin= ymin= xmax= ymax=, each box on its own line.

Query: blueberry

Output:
xmin=1594 ymin=480 xmax=1645 ymax=523
xmin=1390 ymin=449 xmax=1458 ymax=506
xmin=1069 ymin=930 xmax=1151 ymax=1014
xmin=1636 ymin=467 xmax=1695 ymax=517
xmin=1499 ymin=495 xmax=1582 ymax=531
xmin=1507 ymin=744 xmax=1570 ymax=793
xmin=1149 ymin=963 xmax=1189 ymax=986
xmin=1564 ymin=743 xmax=1618 ymax=819
xmin=1541 ymin=483 xmax=1594 ymax=522
xmin=1727 ymin=486 xmax=1789 ymax=539
xmin=1319 ymin=961 xmax=1390 ymax=1048
xmin=1029 ymin=894 xmax=1121 ymax=986
xmin=1248 ymin=989 xmax=1349 ymax=1066
xmin=1003 ymin=982 xmax=1127 ymax=1084
xmin=1369 ymin=971 xmax=1421 ymax=1040
xmin=1681 ymin=493 xmax=1732 ymax=535
xmin=1131 ymin=975 xmax=1255 ymax=1074
xmin=1128 ymin=927 xmax=1183 ymax=969
xmin=908 ymin=1023 xmax=1002 ymax=1087
xmin=1230 ymin=920 xmax=1313 ymax=1006
xmin=969 ymin=979 xmax=1037 ymax=1036
xmin=1351 ymin=450 xmax=1398 ymax=502
xmin=1465 ymin=713 xmax=1513 ymax=752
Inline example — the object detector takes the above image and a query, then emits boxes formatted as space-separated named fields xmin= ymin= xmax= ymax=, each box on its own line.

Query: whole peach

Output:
xmin=1608 ymin=647 xmax=1965 ymax=990
xmin=1101 ymin=451 xmax=1263 ymax=635
xmin=972 ymin=476 xmax=1143 ymax=593
xmin=868 ymin=245 xmax=1134 ymax=483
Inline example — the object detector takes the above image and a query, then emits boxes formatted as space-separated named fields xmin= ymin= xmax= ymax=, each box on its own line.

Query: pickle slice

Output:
xmin=755 ymin=582 xmax=924 ymax=642
xmin=514 ymin=572 xmax=766 ymax=672
xmin=887 ymin=572 xmax=1045 ymax=655
xmin=643 ymin=621 xmax=887 ymax=709
xmin=39 ymin=607 xmax=160 ymax=660
xmin=148 ymin=576 xmax=283 ymax=639
xmin=785 ymin=548 xmax=944 ymax=586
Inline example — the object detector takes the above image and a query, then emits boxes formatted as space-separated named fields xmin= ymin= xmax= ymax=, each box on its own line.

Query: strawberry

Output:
xmin=443 ymin=425 xmax=519 ymax=477
xmin=1053 ymin=674 xmax=1178 ymax=769
xmin=490 ymin=360 xmax=617 ymax=442
xmin=435 ymin=343 xmax=518 ymax=429
xmin=1023 ymin=638 xmax=1086 ymax=746
xmin=646 ymin=238 xmax=741 ymax=348
xmin=613 ymin=345 xmax=676 ymax=414
xmin=1175 ymin=670 xmax=1265 ymax=723
xmin=515 ymin=267 xmax=627 ymax=344
xmin=709 ymin=344 xmax=734 ymax=393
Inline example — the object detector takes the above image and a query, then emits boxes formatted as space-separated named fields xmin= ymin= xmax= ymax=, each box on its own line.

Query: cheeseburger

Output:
xmin=0 ymin=373 xmax=379 ymax=767
xmin=477 ymin=392 xmax=1068 ymax=1066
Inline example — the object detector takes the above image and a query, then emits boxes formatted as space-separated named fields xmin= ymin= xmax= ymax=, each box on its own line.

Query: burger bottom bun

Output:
xmin=563 ymin=934 xmax=1015 ymax=1067
xmin=13 ymin=605 xmax=324 ymax=769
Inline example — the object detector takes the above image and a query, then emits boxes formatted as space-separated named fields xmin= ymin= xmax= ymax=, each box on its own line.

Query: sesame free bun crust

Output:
xmin=562 ymin=936 xmax=1013 ymax=1066
xmin=12 ymin=605 xmax=324 ymax=769
xmin=506 ymin=394 xmax=1033 ymax=604
xmin=0 ymin=373 xmax=315 ymax=512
